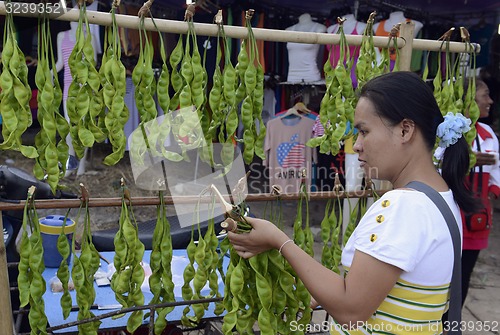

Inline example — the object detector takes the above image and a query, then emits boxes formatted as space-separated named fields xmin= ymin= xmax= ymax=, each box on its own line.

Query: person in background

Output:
xmin=228 ymin=71 xmax=479 ymax=334
xmin=461 ymin=78 xmax=500 ymax=306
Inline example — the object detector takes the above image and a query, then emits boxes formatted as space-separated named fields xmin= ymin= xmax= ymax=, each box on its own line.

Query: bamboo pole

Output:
xmin=0 ymin=213 xmax=14 ymax=335
xmin=398 ymin=21 xmax=416 ymax=71
xmin=0 ymin=189 xmax=385 ymax=211
xmin=0 ymin=1 xmax=480 ymax=54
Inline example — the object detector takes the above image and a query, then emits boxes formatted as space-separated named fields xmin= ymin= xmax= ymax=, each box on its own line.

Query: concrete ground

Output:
xmin=461 ymin=200 xmax=500 ymax=335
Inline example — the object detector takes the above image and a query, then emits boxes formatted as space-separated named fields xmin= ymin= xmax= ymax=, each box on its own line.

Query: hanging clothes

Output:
xmin=264 ymin=116 xmax=316 ymax=194
xmin=285 ymin=14 xmax=326 ymax=83
xmin=275 ymin=108 xmax=318 ymax=121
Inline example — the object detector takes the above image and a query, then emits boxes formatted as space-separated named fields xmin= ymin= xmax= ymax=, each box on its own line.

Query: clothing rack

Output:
xmin=0 ymin=2 xmax=480 ymax=331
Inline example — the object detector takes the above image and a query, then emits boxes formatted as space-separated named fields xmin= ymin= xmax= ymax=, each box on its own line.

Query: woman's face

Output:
xmin=476 ymin=84 xmax=494 ymax=118
xmin=352 ymin=97 xmax=401 ymax=181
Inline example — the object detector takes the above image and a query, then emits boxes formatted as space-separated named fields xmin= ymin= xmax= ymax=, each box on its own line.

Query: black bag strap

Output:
xmin=405 ymin=181 xmax=462 ymax=335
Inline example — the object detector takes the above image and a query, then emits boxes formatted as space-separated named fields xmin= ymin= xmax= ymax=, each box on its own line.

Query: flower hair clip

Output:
xmin=436 ymin=112 xmax=471 ymax=148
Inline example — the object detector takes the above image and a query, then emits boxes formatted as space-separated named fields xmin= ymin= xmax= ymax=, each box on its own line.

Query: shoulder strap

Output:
xmin=405 ymin=181 xmax=462 ymax=335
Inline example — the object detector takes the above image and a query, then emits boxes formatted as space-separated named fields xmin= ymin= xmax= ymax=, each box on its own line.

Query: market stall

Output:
xmin=0 ymin=1 xmax=481 ymax=333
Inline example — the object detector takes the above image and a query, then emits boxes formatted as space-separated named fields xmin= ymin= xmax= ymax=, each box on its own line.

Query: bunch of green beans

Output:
xmin=343 ymin=195 xmax=368 ymax=246
xmin=33 ymin=15 xmax=69 ymax=194
xmin=180 ymin=199 xmax=212 ymax=326
xmin=56 ymin=209 xmax=73 ymax=320
xmin=220 ymin=197 xmax=315 ymax=334
xmin=71 ymin=185 xmax=102 ymax=334
xmin=100 ymin=4 xmax=129 ymax=166
xmin=440 ymin=36 xmax=459 ymax=114
xmin=354 ymin=12 xmax=379 ymax=90
xmin=235 ymin=10 xmax=266 ymax=164
xmin=207 ymin=24 xmax=232 ymax=143
xmin=203 ymin=18 xmax=240 ymax=170
xmin=166 ymin=12 xmax=212 ymax=164
xmin=308 ymin=19 xmax=354 ymax=156
xmin=319 ymin=199 xmax=334 ymax=269
xmin=198 ymin=202 xmax=224 ymax=325
xmin=292 ymin=182 xmax=314 ymax=257
xmin=181 ymin=225 xmax=197 ymax=326
xmin=110 ymin=181 xmax=146 ymax=333
xmin=0 ymin=8 xmax=37 ymax=158
xmin=132 ymin=16 xmax=157 ymax=124
xmin=148 ymin=192 xmax=176 ymax=334
xmin=425 ymin=29 xmax=479 ymax=168
xmin=17 ymin=187 xmax=49 ymax=335
xmin=222 ymin=251 xmax=311 ymax=334
xmin=175 ymin=19 xmax=208 ymax=134
xmin=318 ymin=175 xmax=343 ymax=272
xmin=66 ymin=3 xmax=106 ymax=160
xmin=429 ymin=29 xmax=456 ymax=114
xmin=293 ymin=182 xmax=314 ymax=325
xmin=129 ymin=14 xmax=160 ymax=167
xmin=460 ymin=37 xmax=480 ymax=169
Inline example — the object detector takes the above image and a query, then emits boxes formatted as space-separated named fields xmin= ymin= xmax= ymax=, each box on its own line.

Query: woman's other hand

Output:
xmin=475 ymin=152 xmax=497 ymax=166
xmin=227 ymin=216 xmax=289 ymax=259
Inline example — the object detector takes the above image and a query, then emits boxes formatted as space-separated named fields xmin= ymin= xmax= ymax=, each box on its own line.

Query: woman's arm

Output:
xmin=228 ymin=217 xmax=402 ymax=326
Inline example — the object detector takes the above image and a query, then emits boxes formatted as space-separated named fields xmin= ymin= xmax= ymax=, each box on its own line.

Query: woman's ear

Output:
xmin=400 ymin=119 xmax=416 ymax=143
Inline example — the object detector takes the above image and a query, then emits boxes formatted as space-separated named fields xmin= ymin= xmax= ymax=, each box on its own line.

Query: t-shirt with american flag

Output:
xmin=264 ymin=116 xmax=316 ymax=194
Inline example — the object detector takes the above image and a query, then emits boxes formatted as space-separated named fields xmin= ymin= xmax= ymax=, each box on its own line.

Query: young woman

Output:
xmin=228 ymin=72 xmax=478 ymax=334
xmin=461 ymin=79 xmax=499 ymax=305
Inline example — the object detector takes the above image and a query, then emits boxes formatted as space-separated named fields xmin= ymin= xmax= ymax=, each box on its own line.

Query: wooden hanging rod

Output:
xmin=0 ymin=190 xmax=387 ymax=211
xmin=0 ymin=1 xmax=479 ymax=53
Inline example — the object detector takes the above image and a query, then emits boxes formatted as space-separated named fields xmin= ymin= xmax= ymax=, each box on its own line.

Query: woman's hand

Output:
xmin=227 ymin=216 xmax=290 ymax=259
xmin=475 ymin=152 xmax=497 ymax=166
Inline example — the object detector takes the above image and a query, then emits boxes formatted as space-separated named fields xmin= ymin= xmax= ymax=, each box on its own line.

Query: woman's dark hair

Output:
xmin=359 ymin=71 xmax=478 ymax=212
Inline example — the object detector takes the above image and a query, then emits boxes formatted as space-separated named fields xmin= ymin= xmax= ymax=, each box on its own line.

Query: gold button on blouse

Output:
xmin=376 ymin=215 xmax=384 ymax=223
xmin=381 ymin=200 xmax=390 ymax=207
xmin=370 ymin=234 xmax=377 ymax=242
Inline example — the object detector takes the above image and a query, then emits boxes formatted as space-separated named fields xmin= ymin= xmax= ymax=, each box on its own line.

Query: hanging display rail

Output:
xmin=0 ymin=2 xmax=480 ymax=332
xmin=0 ymin=190 xmax=382 ymax=211
xmin=0 ymin=1 xmax=479 ymax=54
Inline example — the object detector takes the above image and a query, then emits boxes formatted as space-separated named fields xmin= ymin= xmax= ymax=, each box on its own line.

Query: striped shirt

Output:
xmin=331 ymin=275 xmax=449 ymax=334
